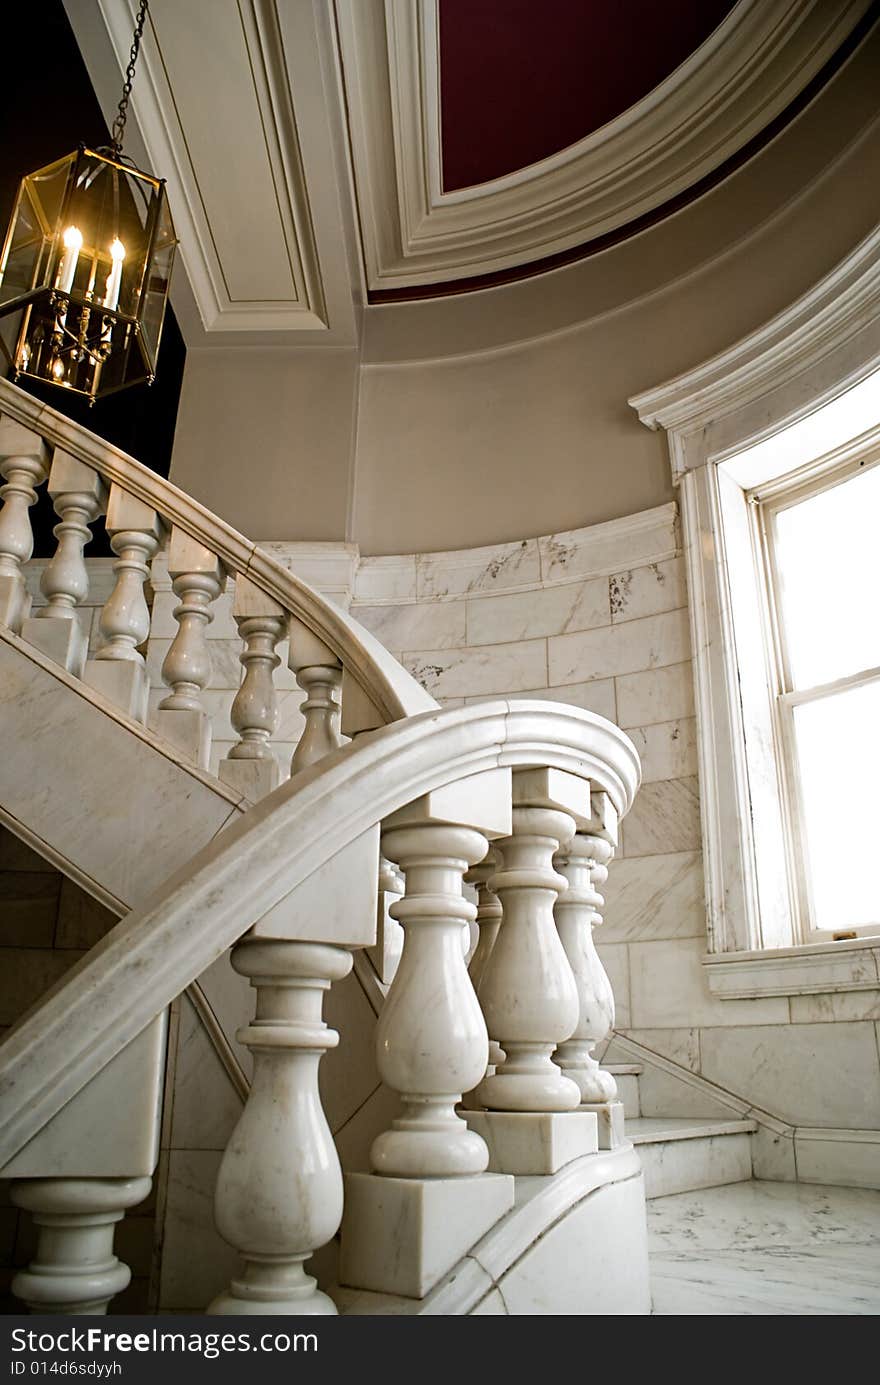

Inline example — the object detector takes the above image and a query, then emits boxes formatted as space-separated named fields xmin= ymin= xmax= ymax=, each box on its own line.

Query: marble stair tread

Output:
xmin=605 ymin=1064 xmax=642 ymax=1076
xmin=628 ymin=1117 xmax=757 ymax=1145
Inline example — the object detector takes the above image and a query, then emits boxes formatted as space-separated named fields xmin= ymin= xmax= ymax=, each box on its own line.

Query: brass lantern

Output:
xmin=0 ymin=2 xmax=176 ymax=403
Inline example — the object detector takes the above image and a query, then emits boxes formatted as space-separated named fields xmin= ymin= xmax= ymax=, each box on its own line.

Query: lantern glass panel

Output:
xmin=140 ymin=186 xmax=176 ymax=372
xmin=0 ymin=147 xmax=176 ymax=402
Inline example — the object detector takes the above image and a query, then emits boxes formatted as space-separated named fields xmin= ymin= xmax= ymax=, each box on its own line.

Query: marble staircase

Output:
xmin=0 ymin=377 xmax=748 ymax=1317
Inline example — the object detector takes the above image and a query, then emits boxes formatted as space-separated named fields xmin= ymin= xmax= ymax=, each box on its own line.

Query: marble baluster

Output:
xmin=462 ymin=848 xmax=504 ymax=1108
xmin=10 ymin=1176 xmax=151 ymax=1315
xmin=0 ymin=419 xmax=49 ymax=632
xmin=371 ymin=810 xmax=492 ymax=1178
xmin=366 ymin=856 xmax=405 ymax=985
xmin=554 ymin=834 xmax=618 ymax=1103
xmin=338 ymin=771 xmax=515 ymax=1301
xmin=475 ymin=768 xmax=584 ymax=1114
xmin=83 ymin=486 xmax=163 ymax=721
xmin=153 ymin=527 xmax=224 ymax=768
xmin=288 ymin=616 xmax=344 ymax=774
xmin=22 ymin=450 xmax=106 ymax=676
xmin=219 ymin=574 xmax=285 ymax=800
xmin=555 ymin=791 xmax=625 ymax=1148
xmin=209 ymin=937 xmax=352 ymax=1315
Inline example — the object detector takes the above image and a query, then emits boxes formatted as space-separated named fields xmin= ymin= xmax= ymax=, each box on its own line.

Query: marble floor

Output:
xmin=648 ymin=1181 xmax=880 ymax=1315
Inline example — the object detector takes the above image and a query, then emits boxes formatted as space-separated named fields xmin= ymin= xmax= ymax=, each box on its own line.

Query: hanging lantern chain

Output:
xmin=110 ymin=0 xmax=150 ymax=155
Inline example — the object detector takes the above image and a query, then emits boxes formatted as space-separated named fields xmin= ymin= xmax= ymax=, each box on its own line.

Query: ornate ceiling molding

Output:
xmin=629 ymin=225 xmax=880 ymax=480
xmin=336 ymin=0 xmax=874 ymax=295
xmin=93 ymin=0 xmax=329 ymax=333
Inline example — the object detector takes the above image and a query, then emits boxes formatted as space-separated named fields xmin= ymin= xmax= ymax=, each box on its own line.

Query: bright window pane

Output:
xmin=775 ymin=464 xmax=880 ymax=688
xmin=794 ymin=680 xmax=880 ymax=931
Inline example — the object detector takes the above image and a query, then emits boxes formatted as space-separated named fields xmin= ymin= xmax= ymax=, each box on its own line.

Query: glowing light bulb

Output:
xmin=52 ymin=358 xmax=65 ymax=380
xmin=103 ymin=237 xmax=126 ymax=312
xmin=55 ymin=225 xmax=83 ymax=294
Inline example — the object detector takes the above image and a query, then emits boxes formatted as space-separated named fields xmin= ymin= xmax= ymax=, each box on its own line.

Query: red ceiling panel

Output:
xmin=439 ymin=0 xmax=737 ymax=191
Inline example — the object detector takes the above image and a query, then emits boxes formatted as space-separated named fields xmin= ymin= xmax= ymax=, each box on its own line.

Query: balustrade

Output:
xmin=0 ymin=381 xmax=642 ymax=1316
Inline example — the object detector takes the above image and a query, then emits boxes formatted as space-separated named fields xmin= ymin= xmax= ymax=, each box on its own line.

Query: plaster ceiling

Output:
xmin=64 ymin=0 xmax=876 ymax=340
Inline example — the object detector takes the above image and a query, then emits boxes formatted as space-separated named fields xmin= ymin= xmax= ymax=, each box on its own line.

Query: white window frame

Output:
xmin=752 ymin=445 xmax=880 ymax=943
xmin=629 ymin=225 xmax=880 ymax=997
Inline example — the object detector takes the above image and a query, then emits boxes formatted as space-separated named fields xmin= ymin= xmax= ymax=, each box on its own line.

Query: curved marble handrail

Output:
xmin=0 ymin=377 xmax=435 ymax=726
xmin=0 ymin=697 xmax=639 ymax=1166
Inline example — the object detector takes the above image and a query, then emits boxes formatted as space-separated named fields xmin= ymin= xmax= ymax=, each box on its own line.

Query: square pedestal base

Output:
xmin=83 ymin=658 xmax=149 ymax=723
xmin=151 ymin=706 xmax=211 ymax=769
xmin=464 ymin=1110 xmax=598 ymax=1174
xmin=218 ymin=755 xmax=281 ymax=802
xmin=0 ymin=574 xmax=29 ymax=631
xmin=339 ymin=1172 xmax=514 ymax=1299
xmin=581 ymin=1101 xmax=626 ymax=1150
xmin=21 ymin=614 xmax=88 ymax=677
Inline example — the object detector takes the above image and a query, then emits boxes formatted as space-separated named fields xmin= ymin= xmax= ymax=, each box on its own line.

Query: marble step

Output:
xmin=628 ymin=1117 xmax=757 ymax=1200
xmin=605 ymin=1064 xmax=642 ymax=1119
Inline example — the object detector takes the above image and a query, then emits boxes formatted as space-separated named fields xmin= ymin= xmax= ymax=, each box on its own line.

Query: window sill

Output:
xmin=703 ymin=936 xmax=880 ymax=999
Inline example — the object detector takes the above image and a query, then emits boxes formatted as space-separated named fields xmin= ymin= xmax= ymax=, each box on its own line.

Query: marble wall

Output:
xmin=0 ymin=827 xmax=154 ymax=1313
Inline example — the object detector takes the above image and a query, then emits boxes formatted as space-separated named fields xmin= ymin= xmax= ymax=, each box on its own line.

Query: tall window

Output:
xmin=754 ymin=457 xmax=880 ymax=941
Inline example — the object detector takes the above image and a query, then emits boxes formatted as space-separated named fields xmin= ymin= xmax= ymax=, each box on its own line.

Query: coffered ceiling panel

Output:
xmin=79 ymin=0 xmax=335 ymax=334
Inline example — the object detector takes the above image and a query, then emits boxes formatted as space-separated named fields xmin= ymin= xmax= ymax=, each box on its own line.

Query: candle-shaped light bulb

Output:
xmin=103 ymin=237 xmax=126 ymax=312
xmin=55 ymin=226 xmax=83 ymax=294
xmin=52 ymin=358 xmax=65 ymax=381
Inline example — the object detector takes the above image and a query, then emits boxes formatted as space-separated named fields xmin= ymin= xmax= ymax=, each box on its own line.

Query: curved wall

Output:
xmin=352 ymin=24 xmax=880 ymax=553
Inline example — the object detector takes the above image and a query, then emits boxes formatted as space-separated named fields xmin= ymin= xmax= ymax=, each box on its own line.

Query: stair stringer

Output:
xmin=0 ymin=628 xmax=248 ymax=914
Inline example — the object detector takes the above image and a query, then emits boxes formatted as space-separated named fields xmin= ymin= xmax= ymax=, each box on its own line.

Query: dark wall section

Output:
xmin=2 ymin=4 xmax=186 ymax=555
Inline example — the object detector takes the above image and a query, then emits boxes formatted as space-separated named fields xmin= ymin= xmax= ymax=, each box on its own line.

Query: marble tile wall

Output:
xmin=0 ymin=826 xmax=155 ymax=1312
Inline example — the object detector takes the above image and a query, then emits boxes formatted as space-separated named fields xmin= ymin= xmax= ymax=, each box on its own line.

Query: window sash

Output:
xmin=754 ymin=457 xmax=880 ymax=941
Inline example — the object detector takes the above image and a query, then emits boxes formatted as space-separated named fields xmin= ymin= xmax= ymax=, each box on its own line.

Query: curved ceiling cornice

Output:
xmin=336 ymin=0 xmax=875 ymax=299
